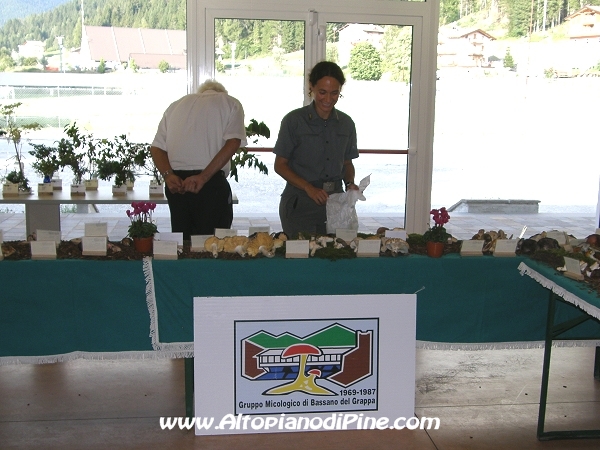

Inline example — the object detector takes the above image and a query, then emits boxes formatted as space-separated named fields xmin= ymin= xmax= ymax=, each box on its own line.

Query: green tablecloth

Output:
xmin=2 ymin=255 xmax=600 ymax=364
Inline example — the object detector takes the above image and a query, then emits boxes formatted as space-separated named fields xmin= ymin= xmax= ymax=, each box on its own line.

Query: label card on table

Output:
xmin=30 ymin=241 xmax=57 ymax=260
xmin=336 ymin=229 xmax=358 ymax=242
xmin=285 ymin=240 xmax=309 ymax=258
xmin=493 ymin=239 xmax=518 ymax=257
xmin=563 ymin=257 xmax=584 ymax=281
xmin=82 ymin=236 xmax=107 ymax=256
xmin=37 ymin=229 xmax=61 ymax=245
xmin=84 ymin=222 xmax=108 ymax=237
xmin=357 ymin=239 xmax=381 ymax=257
xmin=156 ymin=232 xmax=184 ymax=247
xmin=460 ymin=240 xmax=484 ymax=256
xmin=249 ymin=226 xmax=270 ymax=235
xmin=385 ymin=229 xmax=407 ymax=240
xmin=153 ymin=240 xmax=179 ymax=260
xmin=190 ymin=235 xmax=213 ymax=252
xmin=214 ymin=228 xmax=237 ymax=239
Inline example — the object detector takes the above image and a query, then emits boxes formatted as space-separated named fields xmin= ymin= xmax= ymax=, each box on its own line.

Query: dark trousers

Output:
xmin=165 ymin=170 xmax=233 ymax=240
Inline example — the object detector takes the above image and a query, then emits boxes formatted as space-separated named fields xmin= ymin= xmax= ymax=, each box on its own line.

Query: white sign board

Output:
xmin=215 ymin=228 xmax=237 ymax=239
xmin=193 ymin=294 xmax=416 ymax=436
xmin=153 ymin=240 xmax=179 ymax=260
xmin=82 ymin=236 xmax=107 ymax=256
xmin=191 ymin=235 xmax=213 ymax=252
xmin=336 ymin=229 xmax=357 ymax=242
xmin=285 ymin=240 xmax=309 ymax=258
xmin=30 ymin=241 xmax=57 ymax=260
xmin=36 ymin=229 xmax=61 ymax=245
xmin=249 ymin=226 xmax=270 ymax=235
xmin=84 ymin=222 xmax=108 ymax=237
xmin=385 ymin=229 xmax=407 ymax=240
xmin=156 ymin=232 xmax=184 ymax=247
xmin=460 ymin=240 xmax=484 ymax=256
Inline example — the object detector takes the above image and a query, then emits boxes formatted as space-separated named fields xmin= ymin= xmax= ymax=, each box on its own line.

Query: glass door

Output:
xmin=195 ymin=1 xmax=438 ymax=232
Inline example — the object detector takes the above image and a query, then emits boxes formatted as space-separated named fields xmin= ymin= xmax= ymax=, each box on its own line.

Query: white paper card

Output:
xmin=191 ymin=235 xmax=212 ymax=251
xmin=336 ymin=228 xmax=358 ymax=242
xmin=285 ymin=240 xmax=309 ymax=258
xmin=153 ymin=240 xmax=178 ymax=260
xmin=564 ymin=257 xmax=582 ymax=274
xmin=37 ymin=229 xmax=61 ymax=244
xmin=30 ymin=241 xmax=57 ymax=260
xmin=37 ymin=183 xmax=53 ymax=194
xmin=461 ymin=240 xmax=484 ymax=256
xmin=357 ymin=239 xmax=381 ymax=257
xmin=249 ymin=226 xmax=270 ymax=235
xmin=214 ymin=228 xmax=237 ymax=239
xmin=385 ymin=229 xmax=407 ymax=240
xmin=84 ymin=222 xmax=108 ymax=237
xmin=82 ymin=236 xmax=107 ymax=256
xmin=493 ymin=239 xmax=518 ymax=256
xmin=546 ymin=231 xmax=567 ymax=245
xmin=156 ymin=232 xmax=184 ymax=246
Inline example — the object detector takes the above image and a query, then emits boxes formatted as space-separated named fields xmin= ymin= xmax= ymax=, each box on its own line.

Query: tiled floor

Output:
xmin=0 ymin=347 xmax=598 ymax=449
xmin=0 ymin=211 xmax=597 ymax=242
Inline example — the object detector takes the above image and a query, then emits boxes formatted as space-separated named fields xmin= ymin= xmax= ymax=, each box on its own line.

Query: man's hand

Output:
xmin=165 ymin=173 xmax=185 ymax=194
xmin=182 ymin=174 xmax=205 ymax=194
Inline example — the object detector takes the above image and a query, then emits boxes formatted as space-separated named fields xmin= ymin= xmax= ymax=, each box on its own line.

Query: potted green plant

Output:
xmin=126 ymin=201 xmax=158 ymax=252
xmin=1 ymin=102 xmax=41 ymax=194
xmin=132 ymin=143 xmax=164 ymax=196
xmin=57 ymin=123 xmax=92 ymax=195
xmin=423 ymin=207 xmax=451 ymax=258
xmin=229 ymin=119 xmax=270 ymax=182
xmin=96 ymin=135 xmax=137 ymax=195
xmin=29 ymin=142 xmax=61 ymax=195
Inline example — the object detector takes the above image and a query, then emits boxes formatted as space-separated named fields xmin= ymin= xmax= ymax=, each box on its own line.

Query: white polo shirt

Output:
xmin=151 ymin=90 xmax=247 ymax=175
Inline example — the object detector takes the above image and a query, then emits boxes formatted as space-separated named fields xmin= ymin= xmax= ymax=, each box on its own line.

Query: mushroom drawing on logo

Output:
xmin=264 ymin=343 xmax=335 ymax=396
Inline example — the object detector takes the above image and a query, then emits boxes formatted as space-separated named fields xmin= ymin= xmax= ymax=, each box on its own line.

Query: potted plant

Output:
xmin=57 ymin=123 xmax=91 ymax=195
xmin=1 ymin=102 xmax=41 ymax=194
xmin=423 ymin=207 xmax=451 ymax=258
xmin=229 ymin=119 xmax=270 ymax=182
xmin=126 ymin=201 xmax=158 ymax=252
xmin=96 ymin=135 xmax=137 ymax=195
xmin=29 ymin=142 xmax=61 ymax=195
xmin=132 ymin=143 xmax=164 ymax=196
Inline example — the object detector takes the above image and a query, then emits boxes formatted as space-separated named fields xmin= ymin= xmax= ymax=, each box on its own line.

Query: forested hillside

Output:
xmin=2 ymin=0 xmax=600 ymax=56
xmin=0 ymin=0 xmax=185 ymax=53
xmin=0 ymin=0 xmax=69 ymax=27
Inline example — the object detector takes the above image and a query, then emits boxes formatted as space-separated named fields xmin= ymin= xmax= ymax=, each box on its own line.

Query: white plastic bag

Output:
xmin=326 ymin=175 xmax=370 ymax=234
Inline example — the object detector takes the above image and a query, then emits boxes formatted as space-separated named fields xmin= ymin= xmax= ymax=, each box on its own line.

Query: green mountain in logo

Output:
xmin=247 ymin=323 xmax=357 ymax=349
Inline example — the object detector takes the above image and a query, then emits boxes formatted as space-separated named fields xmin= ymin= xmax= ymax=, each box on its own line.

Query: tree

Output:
xmin=380 ymin=25 xmax=412 ymax=82
xmin=158 ymin=60 xmax=170 ymax=73
xmin=348 ymin=42 xmax=382 ymax=81
xmin=98 ymin=58 xmax=106 ymax=73
xmin=503 ymin=47 xmax=516 ymax=69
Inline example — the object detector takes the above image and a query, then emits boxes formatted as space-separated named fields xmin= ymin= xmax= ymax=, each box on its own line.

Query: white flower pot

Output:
xmin=112 ymin=184 xmax=127 ymax=196
xmin=51 ymin=177 xmax=63 ymax=190
xmin=149 ymin=182 xmax=164 ymax=197
xmin=126 ymin=180 xmax=135 ymax=190
xmin=2 ymin=182 xmax=19 ymax=196
xmin=84 ymin=179 xmax=99 ymax=191
xmin=70 ymin=183 xmax=86 ymax=196
xmin=38 ymin=183 xmax=54 ymax=195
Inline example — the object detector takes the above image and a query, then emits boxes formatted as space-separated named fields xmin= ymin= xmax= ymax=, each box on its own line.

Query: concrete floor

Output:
xmin=1 ymin=346 xmax=599 ymax=449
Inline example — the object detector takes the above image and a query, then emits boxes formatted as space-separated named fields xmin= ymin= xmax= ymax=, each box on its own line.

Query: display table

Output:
xmin=519 ymin=261 xmax=600 ymax=441
xmin=3 ymin=255 xmax=600 ymax=365
xmin=0 ymin=187 xmax=237 ymax=236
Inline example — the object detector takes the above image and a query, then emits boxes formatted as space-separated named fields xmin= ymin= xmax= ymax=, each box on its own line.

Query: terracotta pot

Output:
xmin=426 ymin=241 xmax=444 ymax=258
xmin=133 ymin=236 xmax=154 ymax=253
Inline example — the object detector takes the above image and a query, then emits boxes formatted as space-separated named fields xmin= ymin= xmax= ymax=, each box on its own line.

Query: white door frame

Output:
xmin=188 ymin=0 xmax=439 ymax=234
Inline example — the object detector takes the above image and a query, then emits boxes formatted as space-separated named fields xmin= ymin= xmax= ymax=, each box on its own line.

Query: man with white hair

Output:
xmin=150 ymin=79 xmax=247 ymax=239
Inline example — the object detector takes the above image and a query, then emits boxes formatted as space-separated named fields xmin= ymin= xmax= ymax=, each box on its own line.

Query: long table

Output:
xmin=0 ymin=186 xmax=237 ymax=236
xmin=519 ymin=261 xmax=600 ymax=441
xmin=3 ymin=255 xmax=600 ymax=365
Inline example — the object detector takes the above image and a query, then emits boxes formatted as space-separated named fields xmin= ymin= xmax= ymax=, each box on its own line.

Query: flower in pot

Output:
xmin=132 ymin=143 xmax=163 ymax=195
xmin=96 ymin=135 xmax=138 ymax=194
xmin=57 ymin=123 xmax=92 ymax=194
xmin=126 ymin=201 xmax=158 ymax=252
xmin=29 ymin=143 xmax=61 ymax=183
xmin=1 ymin=102 xmax=42 ymax=193
xmin=423 ymin=207 xmax=451 ymax=257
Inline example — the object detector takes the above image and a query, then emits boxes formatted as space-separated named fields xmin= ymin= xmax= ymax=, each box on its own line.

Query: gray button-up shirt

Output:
xmin=273 ymin=102 xmax=358 ymax=183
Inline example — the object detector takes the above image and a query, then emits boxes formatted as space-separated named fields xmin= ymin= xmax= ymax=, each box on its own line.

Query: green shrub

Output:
xmin=348 ymin=42 xmax=382 ymax=81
